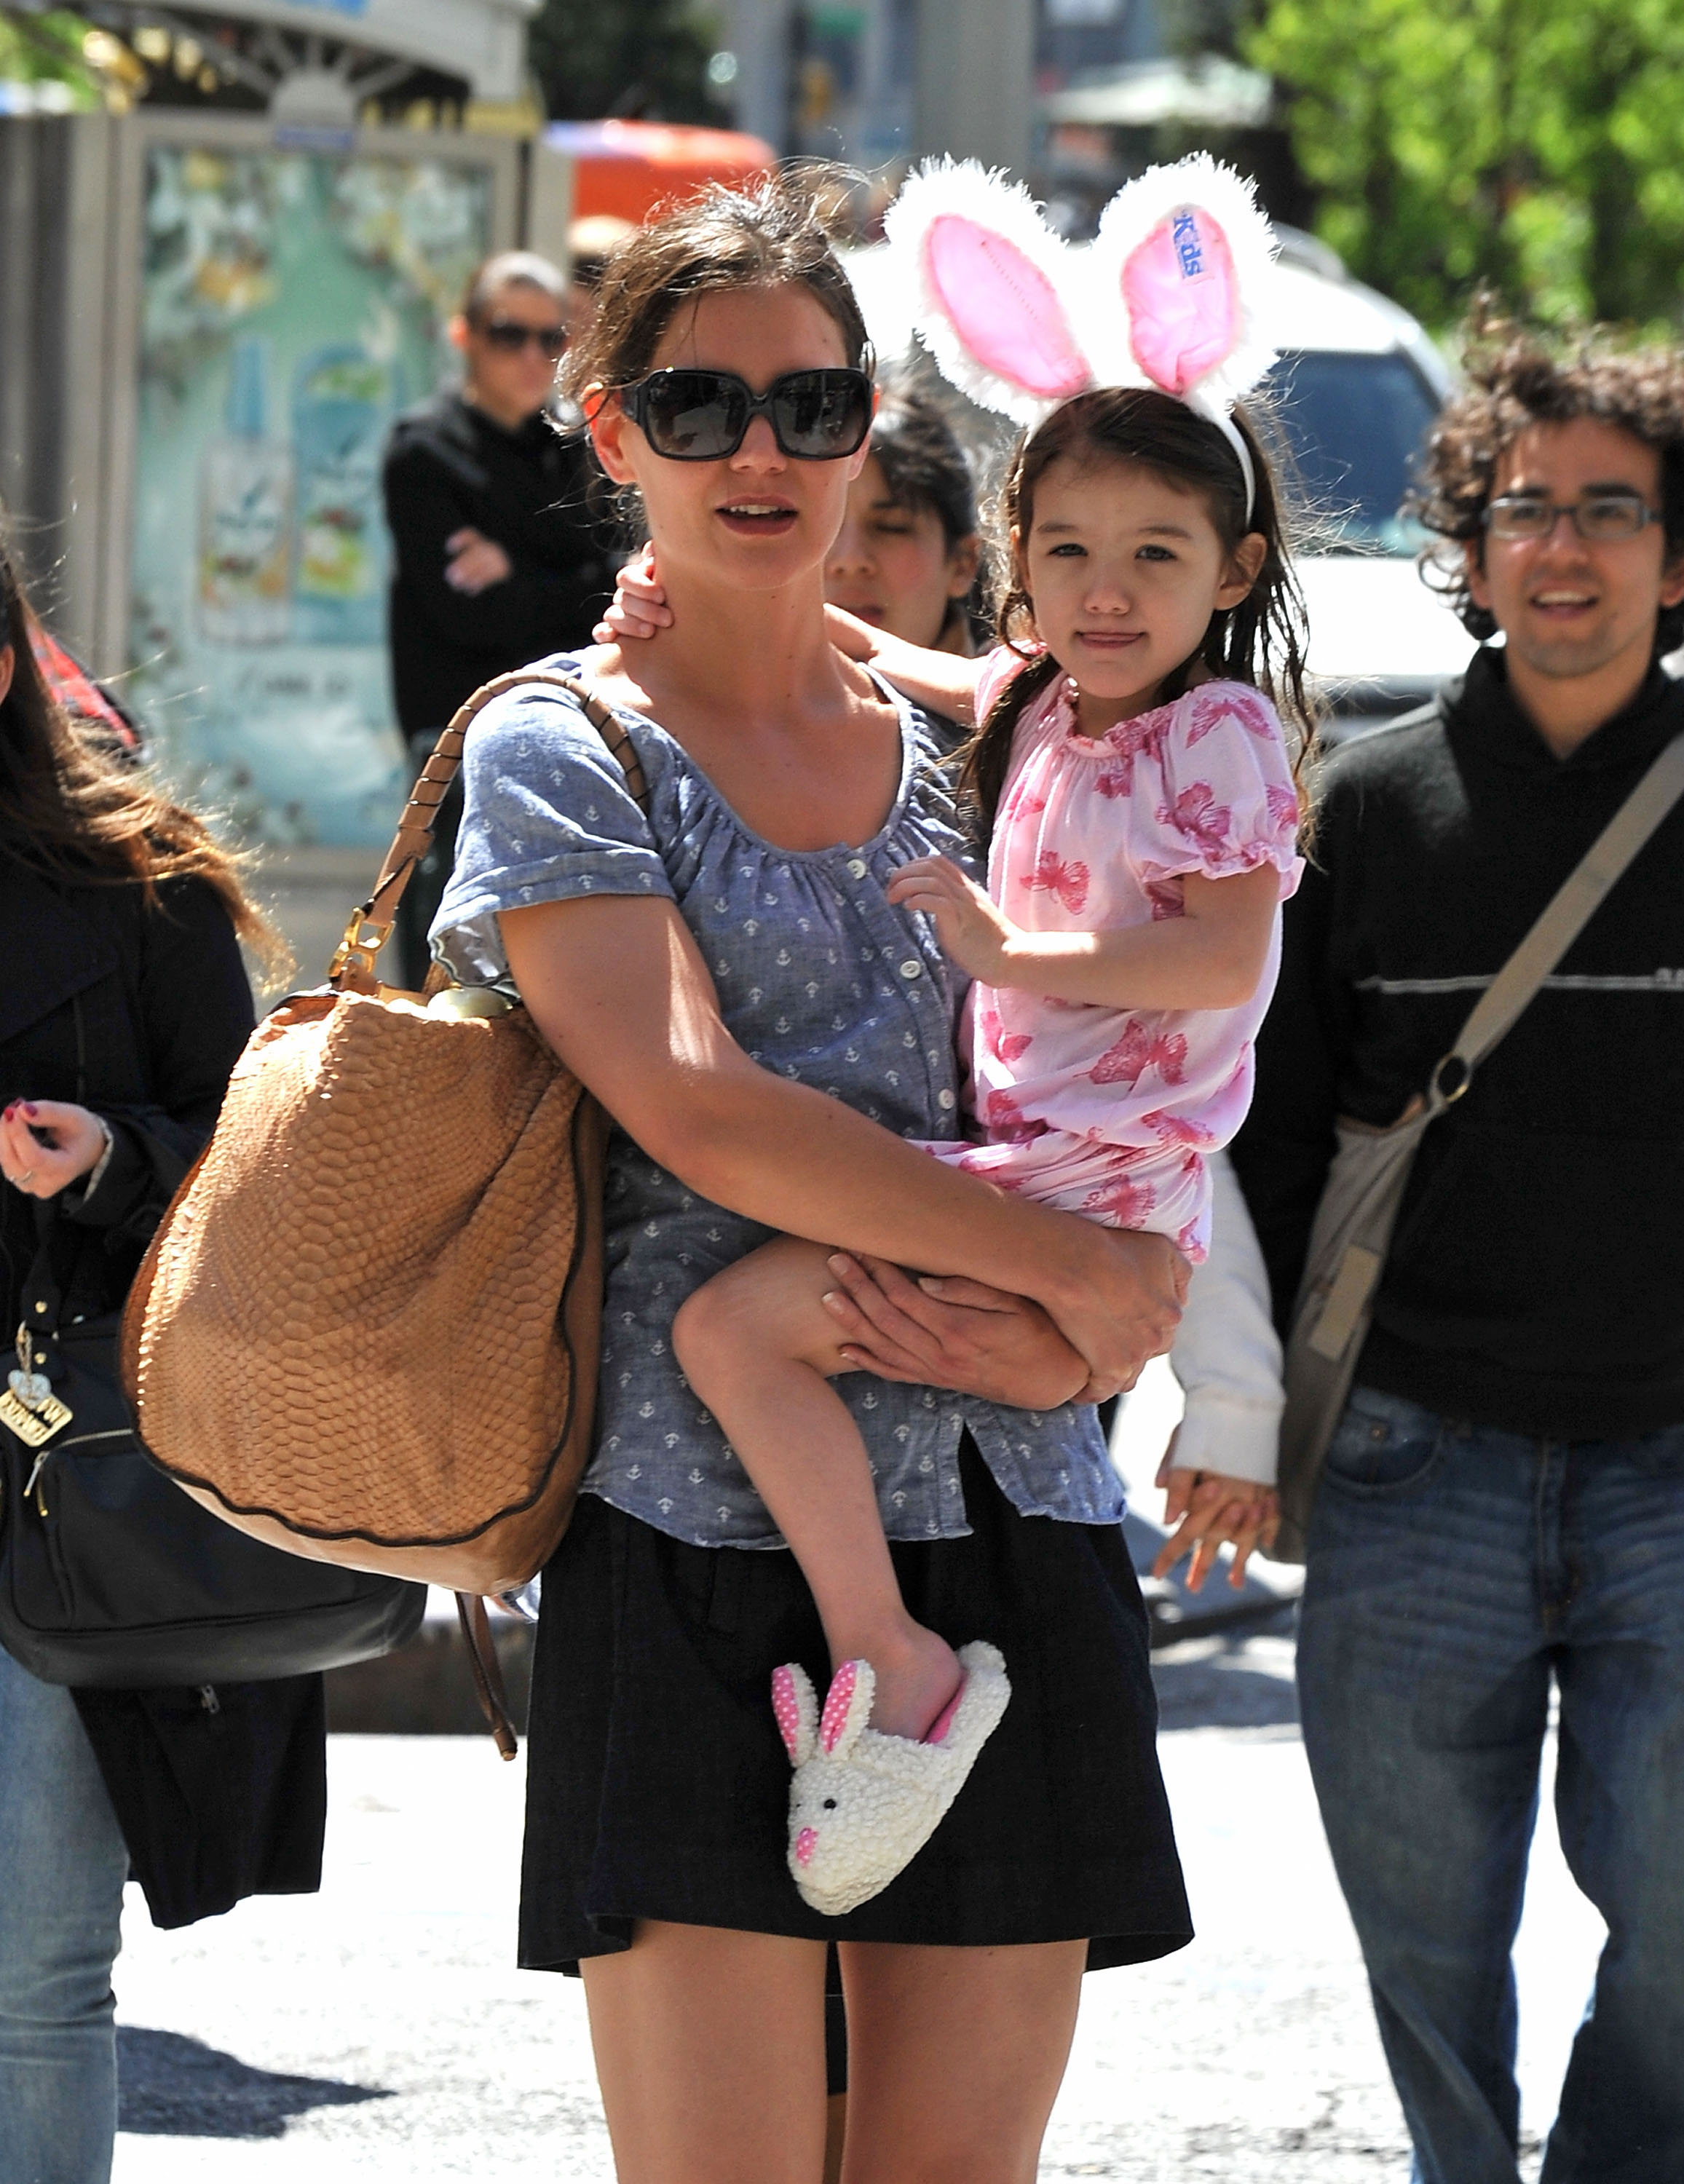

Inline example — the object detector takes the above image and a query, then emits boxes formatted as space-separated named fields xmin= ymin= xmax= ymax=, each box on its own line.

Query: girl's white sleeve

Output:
xmin=1169 ymin=1148 xmax=1284 ymax=1487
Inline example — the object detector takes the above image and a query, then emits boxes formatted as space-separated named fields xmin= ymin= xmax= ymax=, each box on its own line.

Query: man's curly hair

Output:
xmin=1410 ymin=306 xmax=1684 ymax=655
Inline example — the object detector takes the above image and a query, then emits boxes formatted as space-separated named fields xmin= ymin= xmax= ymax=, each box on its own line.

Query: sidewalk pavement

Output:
xmin=108 ymin=1370 xmax=1604 ymax=2178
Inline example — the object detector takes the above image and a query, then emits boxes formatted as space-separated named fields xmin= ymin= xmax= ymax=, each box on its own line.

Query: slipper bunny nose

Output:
xmin=795 ymin=1827 xmax=818 ymax=1867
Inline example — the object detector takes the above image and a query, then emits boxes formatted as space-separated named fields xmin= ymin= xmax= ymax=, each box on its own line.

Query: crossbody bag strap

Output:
xmin=328 ymin=668 xmax=652 ymax=993
xmin=1425 ymin=729 xmax=1684 ymax=1112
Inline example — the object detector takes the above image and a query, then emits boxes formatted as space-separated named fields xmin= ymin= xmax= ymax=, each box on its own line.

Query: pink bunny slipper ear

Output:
xmin=884 ymin=159 xmax=1094 ymax=427
xmin=772 ymin=1662 xmax=818 ymax=1768
xmin=817 ymin=1658 xmax=877 ymax=1760
xmin=1094 ymin=154 xmax=1278 ymax=414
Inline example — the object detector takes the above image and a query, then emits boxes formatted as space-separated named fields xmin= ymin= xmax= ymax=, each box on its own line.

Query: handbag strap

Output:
xmin=1425 ymin=729 xmax=1684 ymax=1112
xmin=328 ymin=668 xmax=652 ymax=994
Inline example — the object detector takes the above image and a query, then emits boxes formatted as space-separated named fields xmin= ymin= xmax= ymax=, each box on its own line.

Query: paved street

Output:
xmin=107 ymin=1374 xmax=1605 ymax=2179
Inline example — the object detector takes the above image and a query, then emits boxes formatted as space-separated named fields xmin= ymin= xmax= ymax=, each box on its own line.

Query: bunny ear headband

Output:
xmin=881 ymin=151 xmax=1278 ymax=522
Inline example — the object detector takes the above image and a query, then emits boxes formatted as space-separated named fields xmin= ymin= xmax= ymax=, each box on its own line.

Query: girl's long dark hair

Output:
xmin=0 ymin=533 xmax=288 ymax=976
xmin=959 ymin=388 xmax=1314 ymax=839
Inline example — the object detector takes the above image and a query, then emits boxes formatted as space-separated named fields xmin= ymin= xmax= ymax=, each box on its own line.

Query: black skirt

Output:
xmin=518 ymin=1436 xmax=1191 ymax=1974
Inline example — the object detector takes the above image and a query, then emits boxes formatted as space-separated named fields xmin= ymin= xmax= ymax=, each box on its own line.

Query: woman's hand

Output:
xmin=821 ymin=1224 xmax=1186 ymax=1409
xmin=1150 ymin=1430 xmax=1280 ymax=1590
xmin=0 ymin=1101 xmax=108 ymax=1199
xmin=593 ymin=543 xmax=673 ymax=644
xmin=886 ymin=855 xmax=1019 ymax=985
xmin=820 ymin=1252 xmax=1087 ymax=1409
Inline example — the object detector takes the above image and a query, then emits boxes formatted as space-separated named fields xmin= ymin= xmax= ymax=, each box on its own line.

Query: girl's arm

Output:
xmin=593 ymin=547 xmax=986 ymax=727
xmin=500 ymin=892 xmax=1185 ymax=1398
xmin=821 ymin=606 xmax=984 ymax=729
xmin=887 ymin=858 xmax=1281 ymax=1012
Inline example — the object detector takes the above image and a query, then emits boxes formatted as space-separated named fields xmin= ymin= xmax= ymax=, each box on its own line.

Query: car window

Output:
xmin=1260 ymin=349 xmax=1440 ymax=556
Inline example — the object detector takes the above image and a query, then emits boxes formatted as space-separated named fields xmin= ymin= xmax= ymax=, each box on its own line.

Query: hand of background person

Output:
xmin=593 ymin=544 xmax=671 ymax=643
xmin=1151 ymin=1427 xmax=1281 ymax=1589
xmin=0 ymin=1100 xmax=108 ymax=1199
xmin=820 ymin=1227 xmax=1185 ymax=1409
xmin=445 ymin=527 xmax=513 ymax=595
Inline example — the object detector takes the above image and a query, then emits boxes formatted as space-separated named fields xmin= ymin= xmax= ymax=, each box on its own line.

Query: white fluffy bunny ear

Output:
xmin=1092 ymin=154 xmax=1278 ymax=414
xmin=772 ymin=1663 xmax=817 ymax=1768
xmin=884 ymin=159 xmax=1094 ymax=428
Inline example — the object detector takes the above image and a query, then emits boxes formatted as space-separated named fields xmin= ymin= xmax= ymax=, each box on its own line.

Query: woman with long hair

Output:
xmin=0 ymin=532 xmax=324 ymax=2184
xmin=430 ymin=179 xmax=1194 ymax=2183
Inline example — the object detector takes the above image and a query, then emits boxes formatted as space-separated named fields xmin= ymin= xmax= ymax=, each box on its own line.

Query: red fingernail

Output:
xmin=22 ymin=1104 xmax=37 ymax=1117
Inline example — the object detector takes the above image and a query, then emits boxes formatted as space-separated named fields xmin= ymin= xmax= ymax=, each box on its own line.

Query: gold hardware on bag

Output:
xmin=425 ymin=985 xmax=514 ymax=1021
xmin=1 ymin=1322 xmax=71 ymax=1448
xmin=327 ymin=906 xmax=393 ymax=989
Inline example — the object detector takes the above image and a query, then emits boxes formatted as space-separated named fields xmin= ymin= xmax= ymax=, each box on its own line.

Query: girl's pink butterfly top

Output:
xmin=962 ymin=649 xmax=1303 ymax=1187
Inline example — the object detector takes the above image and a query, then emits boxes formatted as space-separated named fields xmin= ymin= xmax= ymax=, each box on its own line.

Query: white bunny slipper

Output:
xmin=770 ymin=1645 xmax=1011 ymax=1917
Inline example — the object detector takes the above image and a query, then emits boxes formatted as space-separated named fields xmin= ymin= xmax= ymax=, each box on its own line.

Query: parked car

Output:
xmin=1257 ymin=230 xmax=1474 ymax=736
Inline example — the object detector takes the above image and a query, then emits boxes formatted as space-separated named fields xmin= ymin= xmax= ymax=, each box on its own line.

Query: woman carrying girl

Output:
xmin=432 ymin=165 xmax=1286 ymax=2184
xmin=611 ymin=159 xmax=1307 ymax=1912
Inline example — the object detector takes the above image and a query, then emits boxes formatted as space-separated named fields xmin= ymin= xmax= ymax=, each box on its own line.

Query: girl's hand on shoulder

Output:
xmin=593 ymin=543 xmax=672 ymax=645
xmin=887 ymin=855 xmax=1017 ymax=984
xmin=0 ymin=1100 xmax=108 ymax=1198
xmin=1151 ymin=1438 xmax=1280 ymax=1590
xmin=824 ymin=602 xmax=883 ymax=663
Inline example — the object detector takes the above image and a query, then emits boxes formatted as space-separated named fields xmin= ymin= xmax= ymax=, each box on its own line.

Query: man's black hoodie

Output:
xmin=1232 ymin=645 xmax=1684 ymax=1441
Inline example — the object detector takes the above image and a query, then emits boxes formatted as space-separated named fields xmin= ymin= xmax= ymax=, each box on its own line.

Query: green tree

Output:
xmin=0 ymin=9 xmax=102 ymax=105
xmin=529 ymin=0 xmax=724 ymax=124
xmin=1245 ymin=0 xmax=1684 ymax=328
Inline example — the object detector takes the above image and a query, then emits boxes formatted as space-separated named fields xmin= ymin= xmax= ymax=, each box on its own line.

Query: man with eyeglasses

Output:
xmin=382 ymin=248 xmax=615 ymax=984
xmin=1187 ymin=331 xmax=1684 ymax=2183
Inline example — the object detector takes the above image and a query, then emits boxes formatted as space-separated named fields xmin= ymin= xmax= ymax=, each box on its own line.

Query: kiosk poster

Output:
xmin=128 ymin=143 xmax=492 ymax=844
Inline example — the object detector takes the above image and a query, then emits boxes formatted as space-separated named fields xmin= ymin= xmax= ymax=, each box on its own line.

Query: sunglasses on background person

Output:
xmin=1483 ymin=491 xmax=1663 ymax=542
xmin=620 ymin=368 xmax=874 ymax=462
xmin=478 ymin=317 xmax=568 ymax=360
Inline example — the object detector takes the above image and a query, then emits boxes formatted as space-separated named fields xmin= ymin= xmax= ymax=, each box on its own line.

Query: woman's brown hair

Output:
xmin=561 ymin=173 xmax=871 ymax=410
xmin=960 ymin=388 xmax=1313 ymax=840
xmin=0 ymin=534 xmax=289 ymax=977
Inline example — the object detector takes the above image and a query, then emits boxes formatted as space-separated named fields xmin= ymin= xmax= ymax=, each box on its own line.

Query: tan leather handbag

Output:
xmin=122 ymin=670 xmax=648 ymax=1663
xmin=1275 ymin=729 xmax=1684 ymax=1561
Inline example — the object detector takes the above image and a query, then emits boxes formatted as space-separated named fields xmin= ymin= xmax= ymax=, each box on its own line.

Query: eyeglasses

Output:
xmin=1484 ymin=491 xmax=1661 ymax=542
xmin=620 ymin=368 xmax=874 ymax=462
xmin=481 ymin=319 xmax=567 ymax=360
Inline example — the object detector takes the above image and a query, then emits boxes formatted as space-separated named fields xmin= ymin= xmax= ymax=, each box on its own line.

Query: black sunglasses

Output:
xmin=481 ymin=318 xmax=566 ymax=360
xmin=621 ymin=368 xmax=874 ymax=462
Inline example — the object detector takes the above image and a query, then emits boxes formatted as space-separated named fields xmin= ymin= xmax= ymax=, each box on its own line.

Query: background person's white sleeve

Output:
xmin=1168 ymin=1148 xmax=1284 ymax=1487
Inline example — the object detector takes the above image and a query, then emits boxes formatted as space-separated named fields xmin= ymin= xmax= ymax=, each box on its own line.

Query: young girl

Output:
xmin=612 ymin=158 xmax=1308 ymax=1915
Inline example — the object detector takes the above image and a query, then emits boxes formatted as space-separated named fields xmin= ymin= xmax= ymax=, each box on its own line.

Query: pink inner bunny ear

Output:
xmin=1122 ymin=206 xmax=1240 ymax=397
xmin=924 ymin=217 xmax=1090 ymax=402
xmin=771 ymin=1664 xmax=806 ymax=1764
xmin=819 ymin=1661 xmax=861 ymax=1753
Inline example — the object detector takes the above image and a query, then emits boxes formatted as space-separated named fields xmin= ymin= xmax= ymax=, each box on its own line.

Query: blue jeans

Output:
xmin=0 ymin=1647 xmax=129 ymax=2184
xmin=1298 ymin=1386 xmax=1684 ymax=2184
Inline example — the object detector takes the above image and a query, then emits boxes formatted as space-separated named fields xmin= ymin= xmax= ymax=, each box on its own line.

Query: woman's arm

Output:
xmin=500 ymin=892 xmax=1185 ymax=1395
xmin=886 ymin=858 xmax=1281 ymax=1012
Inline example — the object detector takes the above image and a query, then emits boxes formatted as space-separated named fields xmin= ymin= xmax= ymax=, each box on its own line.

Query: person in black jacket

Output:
xmin=383 ymin=248 xmax=615 ymax=984
xmin=1229 ymin=326 xmax=1684 ymax=2184
xmin=0 ymin=536 xmax=326 ymax=2184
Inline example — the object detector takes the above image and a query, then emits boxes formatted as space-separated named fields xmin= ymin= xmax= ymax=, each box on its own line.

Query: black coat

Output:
xmin=383 ymin=390 xmax=615 ymax=734
xmin=0 ymin=862 xmax=326 ymax=1927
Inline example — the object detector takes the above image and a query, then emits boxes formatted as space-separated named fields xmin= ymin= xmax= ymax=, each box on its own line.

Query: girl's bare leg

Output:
xmin=582 ymin=1921 xmax=829 ymax=2184
xmin=838 ymin=1939 xmax=1086 ymax=2184
xmin=674 ymin=1235 xmax=962 ymax=1739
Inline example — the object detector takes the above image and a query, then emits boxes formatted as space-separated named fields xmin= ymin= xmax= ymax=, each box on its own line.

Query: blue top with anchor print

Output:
xmin=431 ymin=653 xmax=1123 ymax=1549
